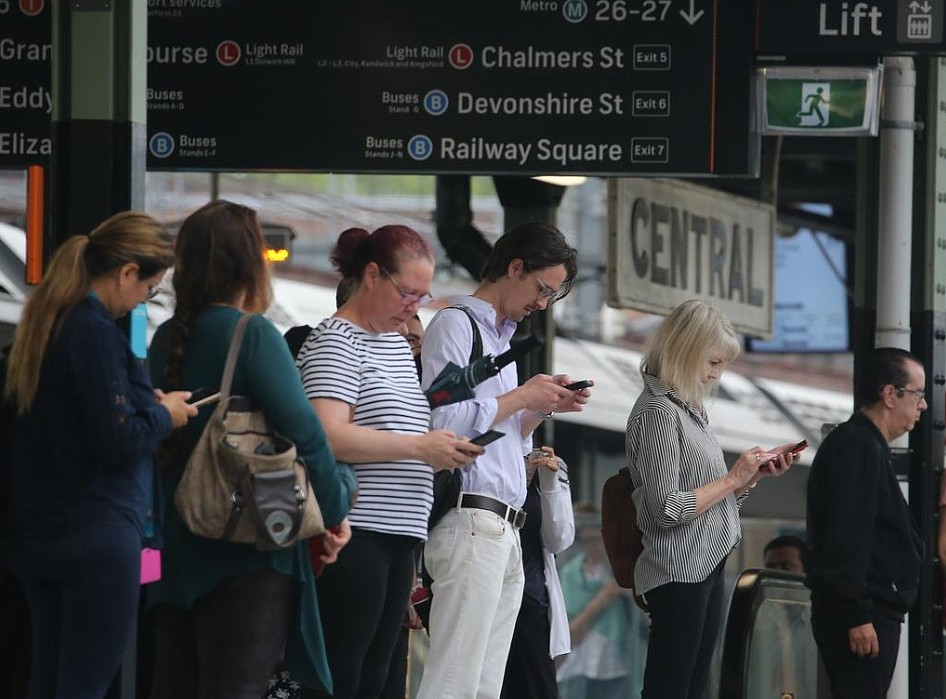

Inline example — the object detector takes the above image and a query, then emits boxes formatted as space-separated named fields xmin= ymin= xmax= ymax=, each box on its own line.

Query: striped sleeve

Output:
xmin=297 ymin=319 xmax=361 ymax=406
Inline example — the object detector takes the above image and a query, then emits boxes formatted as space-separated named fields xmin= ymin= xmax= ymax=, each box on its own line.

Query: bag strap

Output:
xmin=444 ymin=305 xmax=483 ymax=363
xmin=220 ymin=314 xmax=252 ymax=400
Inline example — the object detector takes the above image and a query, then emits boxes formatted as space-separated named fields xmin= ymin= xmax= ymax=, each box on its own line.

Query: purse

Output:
xmin=174 ymin=314 xmax=325 ymax=550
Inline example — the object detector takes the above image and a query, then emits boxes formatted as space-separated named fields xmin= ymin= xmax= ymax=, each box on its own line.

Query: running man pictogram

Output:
xmin=796 ymin=85 xmax=830 ymax=126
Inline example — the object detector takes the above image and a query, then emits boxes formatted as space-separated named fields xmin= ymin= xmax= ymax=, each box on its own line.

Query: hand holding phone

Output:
xmin=468 ymin=430 xmax=505 ymax=447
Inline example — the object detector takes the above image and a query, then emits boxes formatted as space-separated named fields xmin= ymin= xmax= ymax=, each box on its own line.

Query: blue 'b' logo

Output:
xmin=149 ymin=132 xmax=175 ymax=158
xmin=408 ymin=135 xmax=433 ymax=161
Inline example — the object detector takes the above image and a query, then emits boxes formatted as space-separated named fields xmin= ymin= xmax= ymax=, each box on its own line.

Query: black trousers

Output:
xmin=811 ymin=601 xmax=902 ymax=699
xmin=641 ymin=558 xmax=726 ymax=699
xmin=6 ymin=517 xmax=142 ymax=699
xmin=149 ymin=569 xmax=294 ymax=699
xmin=500 ymin=594 xmax=559 ymax=699
xmin=303 ymin=528 xmax=418 ymax=699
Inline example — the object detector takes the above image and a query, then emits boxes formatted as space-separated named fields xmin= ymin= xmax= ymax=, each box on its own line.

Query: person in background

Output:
xmin=416 ymin=220 xmax=588 ymax=699
xmin=499 ymin=445 xmax=574 ymax=699
xmin=296 ymin=225 xmax=481 ymax=699
xmin=556 ymin=503 xmax=636 ymax=699
xmin=147 ymin=200 xmax=357 ymax=699
xmin=626 ymin=299 xmax=795 ymax=699
xmin=3 ymin=212 xmax=195 ymax=699
xmin=379 ymin=311 xmax=427 ymax=699
xmin=806 ymin=347 xmax=925 ymax=699
xmin=763 ymin=535 xmax=808 ymax=574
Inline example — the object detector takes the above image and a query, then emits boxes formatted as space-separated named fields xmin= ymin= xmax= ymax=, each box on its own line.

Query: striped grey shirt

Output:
xmin=626 ymin=373 xmax=742 ymax=596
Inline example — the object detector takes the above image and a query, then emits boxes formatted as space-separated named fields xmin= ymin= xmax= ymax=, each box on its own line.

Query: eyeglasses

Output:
xmin=895 ymin=386 xmax=927 ymax=403
xmin=534 ymin=275 xmax=562 ymax=303
xmin=379 ymin=265 xmax=433 ymax=307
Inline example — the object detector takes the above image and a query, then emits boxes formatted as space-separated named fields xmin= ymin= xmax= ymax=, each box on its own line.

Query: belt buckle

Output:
xmin=513 ymin=509 xmax=527 ymax=528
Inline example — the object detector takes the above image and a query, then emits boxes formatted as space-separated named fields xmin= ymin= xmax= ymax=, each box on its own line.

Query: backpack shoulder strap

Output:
xmin=443 ymin=304 xmax=483 ymax=363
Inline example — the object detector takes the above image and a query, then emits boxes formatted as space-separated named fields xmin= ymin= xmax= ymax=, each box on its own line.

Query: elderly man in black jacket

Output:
xmin=806 ymin=347 xmax=926 ymax=699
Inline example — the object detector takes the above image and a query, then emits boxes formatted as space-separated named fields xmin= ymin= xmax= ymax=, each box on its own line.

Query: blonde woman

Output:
xmin=626 ymin=299 xmax=796 ymax=699
xmin=3 ymin=212 xmax=195 ymax=699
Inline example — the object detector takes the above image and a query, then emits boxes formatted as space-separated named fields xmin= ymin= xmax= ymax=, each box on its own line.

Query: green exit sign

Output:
xmin=756 ymin=66 xmax=881 ymax=136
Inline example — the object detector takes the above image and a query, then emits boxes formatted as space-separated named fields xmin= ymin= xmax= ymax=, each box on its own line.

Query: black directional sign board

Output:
xmin=1 ymin=0 xmax=755 ymax=176
xmin=756 ymin=0 xmax=946 ymax=56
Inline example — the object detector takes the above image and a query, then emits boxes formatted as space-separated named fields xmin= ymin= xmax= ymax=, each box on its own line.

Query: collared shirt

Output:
xmin=625 ymin=373 xmax=742 ymax=595
xmin=420 ymin=295 xmax=530 ymax=509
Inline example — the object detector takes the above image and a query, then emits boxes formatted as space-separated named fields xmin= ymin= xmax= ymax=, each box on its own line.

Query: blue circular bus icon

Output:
xmin=424 ymin=90 xmax=449 ymax=116
xmin=407 ymin=135 xmax=433 ymax=161
xmin=149 ymin=132 xmax=175 ymax=158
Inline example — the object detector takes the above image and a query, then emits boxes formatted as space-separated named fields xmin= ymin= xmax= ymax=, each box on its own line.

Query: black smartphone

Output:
xmin=565 ymin=379 xmax=593 ymax=391
xmin=187 ymin=387 xmax=221 ymax=407
xmin=469 ymin=430 xmax=505 ymax=447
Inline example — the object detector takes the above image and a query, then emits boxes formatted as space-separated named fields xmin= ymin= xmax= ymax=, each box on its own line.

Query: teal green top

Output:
xmin=147 ymin=307 xmax=357 ymax=693
xmin=559 ymin=553 xmax=632 ymax=655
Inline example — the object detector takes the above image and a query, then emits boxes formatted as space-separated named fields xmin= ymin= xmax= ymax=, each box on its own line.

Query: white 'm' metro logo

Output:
xmin=818 ymin=2 xmax=883 ymax=36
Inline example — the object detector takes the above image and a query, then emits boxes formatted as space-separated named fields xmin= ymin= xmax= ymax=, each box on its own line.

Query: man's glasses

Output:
xmin=379 ymin=265 xmax=433 ymax=306
xmin=534 ymin=276 xmax=562 ymax=303
xmin=895 ymin=386 xmax=927 ymax=403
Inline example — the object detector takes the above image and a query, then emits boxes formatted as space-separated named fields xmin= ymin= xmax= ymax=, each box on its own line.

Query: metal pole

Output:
xmin=875 ymin=56 xmax=916 ymax=357
xmin=875 ymin=55 xmax=916 ymax=699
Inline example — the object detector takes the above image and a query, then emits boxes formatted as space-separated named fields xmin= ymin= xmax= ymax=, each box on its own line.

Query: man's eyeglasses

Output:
xmin=379 ymin=265 xmax=433 ymax=307
xmin=534 ymin=276 xmax=562 ymax=303
xmin=895 ymin=386 xmax=927 ymax=403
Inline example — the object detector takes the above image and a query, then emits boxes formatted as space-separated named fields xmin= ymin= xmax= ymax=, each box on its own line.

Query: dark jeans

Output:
xmin=811 ymin=600 xmax=902 ymax=699
xmin=149 ymin=569 xmax=294 ymax=699
xmin=5 ymin=518 xmax=142 ymax=699
xmin=641 ymin=557 xmax=726 ymax=699
xmin=303 ymin=528 xmax=418 ymax=699
xmin=500 ymin=594 xmax=559 ymax=699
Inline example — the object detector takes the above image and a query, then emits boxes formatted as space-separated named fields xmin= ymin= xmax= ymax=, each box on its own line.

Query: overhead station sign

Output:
xmin=608 ymin=178 xmax=774 ymax=337
xmin=756 ymin=0 xmax=946 ymax=56
xmin=0 ymin=0 xmax=756 ymax=175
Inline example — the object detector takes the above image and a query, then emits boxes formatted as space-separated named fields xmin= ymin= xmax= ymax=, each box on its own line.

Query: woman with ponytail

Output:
xmin=3 ymin=211 xmax=196 ymax=699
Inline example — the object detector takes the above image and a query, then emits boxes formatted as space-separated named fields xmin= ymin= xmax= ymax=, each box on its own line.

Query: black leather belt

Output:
xmin=458 ymin=493 xmax=527 ymax=528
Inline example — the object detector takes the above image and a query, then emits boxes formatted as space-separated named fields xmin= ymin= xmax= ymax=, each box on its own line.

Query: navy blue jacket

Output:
xmin=9 ymin=296 xmax=172 ymax=540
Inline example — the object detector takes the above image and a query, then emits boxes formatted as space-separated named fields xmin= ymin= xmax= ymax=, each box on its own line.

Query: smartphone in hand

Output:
xmin=187 ymin=388 xmax=221 ymax=408
xmin=764 ymin=439 xmax=809 ymax=466
xmin=564 ymin=380 xmax=593 ymax=391
xmin=469 ymin=430 xmax=505 ymax=447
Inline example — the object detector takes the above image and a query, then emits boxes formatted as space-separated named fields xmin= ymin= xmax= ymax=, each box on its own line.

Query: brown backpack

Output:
xmin=601 ymin=466 xmax=648 ymax=611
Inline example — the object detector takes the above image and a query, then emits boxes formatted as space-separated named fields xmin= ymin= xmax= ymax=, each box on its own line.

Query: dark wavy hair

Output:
xmin=480 ymin=220 xmax=578 ymax=299
xmin=162 ymin=200 xmax=273 ymax=390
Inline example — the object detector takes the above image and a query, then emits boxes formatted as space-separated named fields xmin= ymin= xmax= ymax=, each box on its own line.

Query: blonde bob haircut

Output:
xmin=640 ymin=299 xmax=741 ymax=406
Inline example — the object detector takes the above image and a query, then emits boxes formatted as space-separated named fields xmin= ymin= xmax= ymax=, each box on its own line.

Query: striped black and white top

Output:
xmin=296 ymin=317 xmax=432 ymax=541
xmin=625 ymin=373 xmax=742 ymax=596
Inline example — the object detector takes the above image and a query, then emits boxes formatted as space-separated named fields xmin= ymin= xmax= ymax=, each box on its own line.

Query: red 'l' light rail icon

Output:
xmin=448 ymin=44 xmax=473 ymax=69
xmin=216 ymin=40 xmax=241 ymax=66
xmin=19 ymin=0 xmax=44 ymax=16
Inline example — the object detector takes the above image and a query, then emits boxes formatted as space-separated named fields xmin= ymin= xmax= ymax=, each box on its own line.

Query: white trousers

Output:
xmin=416 ymin=506 xmax=524 ymax=699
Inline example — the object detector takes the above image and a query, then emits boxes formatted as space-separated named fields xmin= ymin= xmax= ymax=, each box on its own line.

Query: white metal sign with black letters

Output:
xmin=607 ymin=178 xmax=774 ymax=337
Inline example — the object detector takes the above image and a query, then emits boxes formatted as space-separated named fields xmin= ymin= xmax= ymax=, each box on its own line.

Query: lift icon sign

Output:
xmin=897 ymin=0 xmax=943 ymax=43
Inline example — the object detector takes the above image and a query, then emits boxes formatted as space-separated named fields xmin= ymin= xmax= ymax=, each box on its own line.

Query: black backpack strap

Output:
xmin=444 ymin=305 xmax=483 ymax=363
xmin=283 ymin=324 xmax=314 ymax=360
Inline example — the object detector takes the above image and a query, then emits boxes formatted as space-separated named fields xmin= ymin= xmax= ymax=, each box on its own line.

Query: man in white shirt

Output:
xmin=416 ymin=221 xmax=590 ymax=699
